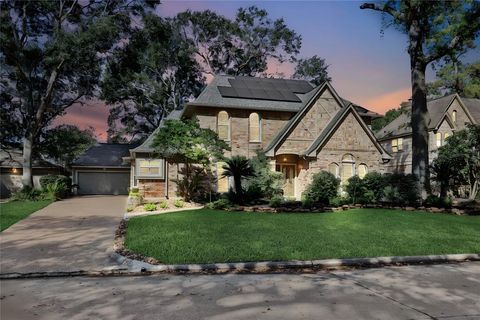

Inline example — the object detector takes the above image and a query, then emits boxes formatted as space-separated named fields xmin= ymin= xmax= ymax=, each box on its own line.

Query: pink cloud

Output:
xmin=53 ymin=100 xmax=110 ymax=142
xmin=357 ymin=87 xmax=411 ymax=114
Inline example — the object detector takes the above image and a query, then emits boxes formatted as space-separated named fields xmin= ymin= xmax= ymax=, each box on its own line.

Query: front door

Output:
xmin=276 ymin=164 xmax=296 ymax=197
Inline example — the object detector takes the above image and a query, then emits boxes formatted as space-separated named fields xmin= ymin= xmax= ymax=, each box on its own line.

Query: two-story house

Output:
xmin=128 ymin=75 xmax=391 ymax=200
xmin=376 ymin=94 xmax=479 ymax=174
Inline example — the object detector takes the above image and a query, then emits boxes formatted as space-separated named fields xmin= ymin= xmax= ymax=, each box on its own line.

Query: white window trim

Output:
xmin=135 ymin=158 xmax=165 ymax=179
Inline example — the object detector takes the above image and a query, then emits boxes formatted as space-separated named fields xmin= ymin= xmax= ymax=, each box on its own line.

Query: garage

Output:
xmin=77 ymin=171 xmax=130 ymax=195
xmin=72 ymin=143 xmax=137 ymax=196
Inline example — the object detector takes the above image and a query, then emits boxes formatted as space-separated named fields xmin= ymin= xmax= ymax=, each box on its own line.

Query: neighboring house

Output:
xmin=376 ymin=94 xmax=479 ymax=174
xmin=129 ymin=75 xmax=391 ymax=200
xmin=72 ymin=143 xmax=137 ymax=195
xmin=0 ymin=148 xmax=63 ymax=198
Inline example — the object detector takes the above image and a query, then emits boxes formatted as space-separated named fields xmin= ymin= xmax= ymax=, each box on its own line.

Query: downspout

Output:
xmin=165 ymin=160 xmax=168 ymax=199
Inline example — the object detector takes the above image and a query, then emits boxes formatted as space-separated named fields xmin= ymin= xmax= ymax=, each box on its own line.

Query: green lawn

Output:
xmin=0 ymin=200 xmax=52 ymax=232
xmin=125 ymin=209 xmax=480 ymax=264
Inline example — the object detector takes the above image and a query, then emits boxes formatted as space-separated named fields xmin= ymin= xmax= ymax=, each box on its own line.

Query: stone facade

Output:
xmin=380 ymin=96 xmax=474 ymax=174
xmin=134 ymin=81 xmax=390 ymax=200
xmin=297 ymin=111 xmax=387 ymax=198
xmin=277 ymin=90 xmax=341 ymax=155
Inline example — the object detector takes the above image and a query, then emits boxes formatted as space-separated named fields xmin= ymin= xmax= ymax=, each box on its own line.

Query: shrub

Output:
xmin=143 ymin=203 xmax=157 ymax=211
xmin=174 ymin=199 xmax=184 ymax=208
xmin=159 ymin=200 xmax=169 ymax=209
xmin=362 ymin=172 xmax=386 ymax=203
xmin=175 ymin=166 xmax=213 ymax=203
xmin=11 ymin=186 xmax=43 ymax=201
xmin=345 ymin=176 xmax=365 ymax=204
xmin=206 ymin=198 xmax=232 ymax=210
xmin=269 ymin=195 xmax=284 ymax=208
xmin=126 ymin=206 xmax=134 ymax=212
xmin=302 ymin=171 xmax=340 ymax=206
xmin=384 ymin=185 xmax=401 ymax=205
xmin=39 ymin=175 xmax=71 ymax=198
xmin=43 ymin=182 xmax=67 ymax=200
xmin=329 ymin=196 xmax=349 ymax=207
xmin=424 ymin=195 xmax=453 ymax=208
xmin=301 ymin=196 xmax=314 ymax=209
xmin=384 ymin=173 xmax=420 ymax=206
xmin=245 ymin=152 xmax=283 ymax=201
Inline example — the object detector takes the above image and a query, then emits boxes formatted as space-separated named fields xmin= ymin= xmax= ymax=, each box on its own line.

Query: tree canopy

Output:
xmin=175 ymin=6 xmax=302 ymax=76
xmin=292 ymin=55 xmax=331 ymax=86
xmin=428 ymin=60 xmax=480 ymax=98
xmin=431 ymin=124 xmax=480 ymax=199
xmin=361 ymin=0 xmax=480 ymax=197
xmin=39 ymin=125 xmax=96 ymax=170
xmin=152 ymin=119 xmax=229 ymax=167
xmin=102 ymin=14 xmax=204 ymax=141
xmin=0 ymin=0 xmax=158 ymax=186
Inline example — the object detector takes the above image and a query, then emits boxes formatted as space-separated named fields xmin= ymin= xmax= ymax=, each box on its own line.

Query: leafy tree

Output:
xmin=102 ymin=14 xmax=204 ymax=141
xmin=292 ymin=55 xmax=331 ymax=86
xmin=39 ymin=125 xmax=96 ymax=171
xmin=0 ymin=0 xmax=157 ymax=187
xmin=175 ymin=6 xmax=302 ymax=76
xmin=432 ymin=125 xmax=480 ymax=199
xmin=428 ymin=60 xmax=480 ymax=98
xmin=222 ymin=156 xmax=255 ymax=204
xmin=371 ymin=101 xmax=410 ymax=132
xmin=152 ymin=119 xmax=229 ymax=201
xmin=360 ymin=0 xmax=480 ymax=197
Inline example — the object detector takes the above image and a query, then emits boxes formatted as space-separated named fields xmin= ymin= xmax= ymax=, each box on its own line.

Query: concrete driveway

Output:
xmin=0 ymin=196 xmax=126 ymax=274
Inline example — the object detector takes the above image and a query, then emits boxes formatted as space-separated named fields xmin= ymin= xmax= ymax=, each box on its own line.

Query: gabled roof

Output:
xmin=0 ymin=148 xmax=60 ymax=168
xmin=462 ymin=97 xmax=480 ymax=123
xmin=72 ymin=143 xmax=137 ymax=167
xmin=185 ymin=75 xmax=381 ymax=120
xmin=264 ymin=81 xmax=346 ymax=156
xmin=130 ymin=108 xmax=184 ymax=154
xmin=304 ymin=104 xmax=391 ymax=160
xmin=186 ymin=75 xmax=316 ymax=113
xmin=376 ymin=94 xmax=478 ymax=140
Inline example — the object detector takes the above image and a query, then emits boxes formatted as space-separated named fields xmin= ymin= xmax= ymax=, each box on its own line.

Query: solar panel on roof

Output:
xmin=218 ymin=76 xmax=313 ymax=102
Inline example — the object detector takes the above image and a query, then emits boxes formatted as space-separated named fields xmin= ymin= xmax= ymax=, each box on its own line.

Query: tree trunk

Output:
xmin=410 ymin=60 xmax=430 ymax=199
xmin=22 ymin=134 xmax=34 ymax=188
xmin=469 ymin=179 xmax=478 ymax=200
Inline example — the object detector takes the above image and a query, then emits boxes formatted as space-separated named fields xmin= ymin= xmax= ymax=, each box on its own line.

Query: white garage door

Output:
xmin=77 ymin=171 xmax=130 ymax=195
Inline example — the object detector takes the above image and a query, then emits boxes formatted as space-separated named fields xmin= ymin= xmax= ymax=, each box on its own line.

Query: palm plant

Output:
xmin=222 ymin=156 xmax=255 ymax=204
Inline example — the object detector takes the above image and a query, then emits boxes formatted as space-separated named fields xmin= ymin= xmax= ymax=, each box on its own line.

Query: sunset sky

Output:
xmin=55 ymin=0 xmax=480 ymax=141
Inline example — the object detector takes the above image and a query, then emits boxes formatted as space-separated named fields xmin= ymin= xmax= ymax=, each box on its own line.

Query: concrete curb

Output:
xmin=2 ymin=253 xmax=478 ymax=279
xmin=113 ymin=253 xmax=480 ymax=272
xmin=124 ymin=206 xmax=204 ymax=219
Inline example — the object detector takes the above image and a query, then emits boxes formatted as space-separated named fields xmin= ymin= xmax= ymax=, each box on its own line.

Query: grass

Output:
xmin=125 ymin=208 xmax=480 ymax=264
xmin=0 ymin=200 xmax=52 ymax=232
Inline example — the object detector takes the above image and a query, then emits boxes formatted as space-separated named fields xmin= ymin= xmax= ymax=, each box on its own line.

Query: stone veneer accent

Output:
xmin=381 ymin=97 xmax=473 ymax=174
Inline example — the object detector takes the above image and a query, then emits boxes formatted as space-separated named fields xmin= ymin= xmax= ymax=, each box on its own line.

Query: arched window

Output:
xmin=358 ymin=164 xmax=368 ymax=179
xmin=217 ymin=111 xmax=230 ymax=141
xmin=341 ymin=154 xmax=355 ymax=185
xmin=328 ymin=162 xmax=339 ymax=178
xmin=452 ymin=110 xmax=457 ymax=124
xmin=444 ymin=132 xmax=450 ymax=141
xmin=436 ymin=132 xmax=442 ymax=147
xmin=249 ymin=112 xmax=261 ymax=142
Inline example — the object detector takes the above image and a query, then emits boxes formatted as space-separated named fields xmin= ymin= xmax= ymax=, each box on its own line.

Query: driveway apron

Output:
xmin=0 ymin=196 xmax=126 ymax=274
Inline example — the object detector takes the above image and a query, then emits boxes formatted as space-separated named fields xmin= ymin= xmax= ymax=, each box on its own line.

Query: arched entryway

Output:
xmin=275 ymin=154 xmax=299 ymax=198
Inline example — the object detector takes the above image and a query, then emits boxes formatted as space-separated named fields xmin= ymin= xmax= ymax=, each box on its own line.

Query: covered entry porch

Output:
xmin=273 ymin=154 xmax=308 ymax=200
